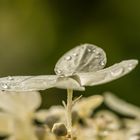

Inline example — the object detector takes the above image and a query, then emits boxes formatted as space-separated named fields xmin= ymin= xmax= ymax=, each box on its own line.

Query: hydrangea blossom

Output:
xmin=0 ymin=43 xmax=138 ymax=140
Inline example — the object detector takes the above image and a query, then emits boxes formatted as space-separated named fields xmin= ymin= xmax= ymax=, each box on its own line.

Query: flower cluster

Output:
xmin=0 ymin=43 xmax=138 ymax=140
xmin=0 ymin=92 xmax=139 ymax=140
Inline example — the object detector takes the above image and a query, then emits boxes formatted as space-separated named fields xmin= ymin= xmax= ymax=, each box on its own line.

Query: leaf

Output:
xmin=77 ymin=59 xmax=138 ymax=86
xmin=0 ymin=75 xmax=84 ymax=91
xmin=55 ymin=77 xmax=85 ymax=91
xmin=54 ymin=44 xmax=107 ymax=76
xmin=0 ymin=75 xmax=58 ymax=91
xmin=104 ymin=92 xmax=140 ymax=118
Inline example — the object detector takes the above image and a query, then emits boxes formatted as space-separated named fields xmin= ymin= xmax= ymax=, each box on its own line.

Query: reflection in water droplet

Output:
xmin=111 ymin=68 xmax=124 ymax=77
xmin=65 ymin=56 xmax=72 ymax=61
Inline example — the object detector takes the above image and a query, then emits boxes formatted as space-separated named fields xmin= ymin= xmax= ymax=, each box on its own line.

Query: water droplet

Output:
xmin=93 ymin=49 xmax=96 ymax=53
xmin=73 ymin=53 xmax=78 ymax=56
xmin=7 ymin=76 xmax=14 ymax=80
xmin=128 ymin=63 xmax=134 ymax=71
xmin=56 ymin=69 xmax=62 ymax=74
xmin=87 ymin=48 xmax=92 ymax=52
xmin=111 ymin=68 xmax=124 ymax=77
xmin=100 ymin=61 xmax=105 ymax=66
xmin=65 ymin=56 xmax=72 ymax=61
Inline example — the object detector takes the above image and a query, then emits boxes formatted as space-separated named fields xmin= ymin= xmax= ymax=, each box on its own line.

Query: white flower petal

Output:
xmin=0 ymin=112 xmax=14 ymax=135
xmin=55 ymin=77 xmax=85 ymax=91
xmin=73 ymin=95 xmax=103 ymax=118
xmin=104 ymin=92 xmax=140 ymax=118
xmin=55 ymin=44 xmax=107 ymax=76
xmin=0 ymin=75 xmax=58 ymax=91
xmin=95 ymin=110 xmax=121 ymax=130
xmin=0 ymin=91 xmax=41 ymax=115
xmin=78 ymin=59 xmax=138 ymax=86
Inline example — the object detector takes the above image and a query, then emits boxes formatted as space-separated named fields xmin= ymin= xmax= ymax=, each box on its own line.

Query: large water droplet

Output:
xmin=111 ymin=68 xmax=124 ymax=77
xmin=65 ymin=56 xmax=72 ymax=61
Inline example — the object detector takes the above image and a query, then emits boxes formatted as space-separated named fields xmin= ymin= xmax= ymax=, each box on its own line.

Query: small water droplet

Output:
xmin=73 ymin=53 xmax=78 ymax=56
xmin=56 ymin=69 xmax=62 ymax=74
xmin=93 ymin=49 xmax=96 ymax=53
xmin=7 ymin=76 xmax=14 ymax=80
xmin=65 ymin=56 xmax=72 ymax=61
xmin=87 ymin=48 xmax=92 ymax=52
xmin=111 ymin=68 xmax=124 ymax=77
xmin=128 ymin=63 xmax=134 ymax=71
xmin=100 ymin=61 xmax=105 ymax=66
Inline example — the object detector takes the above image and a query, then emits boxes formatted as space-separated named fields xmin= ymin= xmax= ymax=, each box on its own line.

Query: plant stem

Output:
xmin=66 ymin=89 xmax=73 ymax=138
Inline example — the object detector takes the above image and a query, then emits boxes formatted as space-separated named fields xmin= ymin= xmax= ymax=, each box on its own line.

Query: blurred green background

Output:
xmin=0 ymin=0 xmax=139 ymax=108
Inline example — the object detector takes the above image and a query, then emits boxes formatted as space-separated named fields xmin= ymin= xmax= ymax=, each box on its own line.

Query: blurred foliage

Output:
xmin=0 ymin=0 xmax=139 ymax=107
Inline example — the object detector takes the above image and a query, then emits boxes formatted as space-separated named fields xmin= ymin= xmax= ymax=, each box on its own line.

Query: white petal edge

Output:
xmin=104 ymin=92 xmax=140 ymax=118
xmin=77 ymin=59 xmax=138 ymax=86
xmin=73 ymin=95 xmax=103 ymax=118
xmin=55 ymin=77 xmax=85 ymax=91
xmin=0 ymin=91 xmax=41 ymax=115
xmin=0 ymin=75 xmax=58 ymax=91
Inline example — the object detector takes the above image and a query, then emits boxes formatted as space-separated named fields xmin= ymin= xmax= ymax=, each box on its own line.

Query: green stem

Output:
xmin=66 ymin=89 xmax=73 ymax=137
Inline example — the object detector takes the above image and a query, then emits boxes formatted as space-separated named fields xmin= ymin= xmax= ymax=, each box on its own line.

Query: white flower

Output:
xmin=0 ymin=44 xmax=138 ymax=91
xmin=73 ymin=95 xmax=103 ymax=118
xmin=104 ymin=92 xmax=140 ymax=119
xmin=0 ymin=112 xmax=13 ymax=136
xmin=0 ymin=91 xmax=41 ymax=140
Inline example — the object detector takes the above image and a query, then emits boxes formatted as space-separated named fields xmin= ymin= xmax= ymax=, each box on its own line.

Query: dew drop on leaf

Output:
xmin=65 ymin=56 xmax=72 ymax=61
